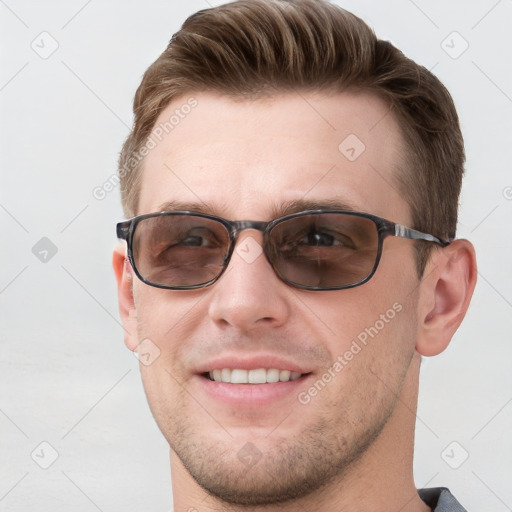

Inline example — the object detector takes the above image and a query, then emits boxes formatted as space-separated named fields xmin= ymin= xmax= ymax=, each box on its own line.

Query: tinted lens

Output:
xmin=132 ymin=214 xmax=230 ymax=287
xmin=268 ymin=213 xmax=379 ymax=289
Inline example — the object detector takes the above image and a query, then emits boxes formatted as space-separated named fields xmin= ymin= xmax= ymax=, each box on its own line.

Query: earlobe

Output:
xmin=416 ymin=240 xmax=477 ymax=357
xmin=112 ymin=243 xmax=139 ymax=351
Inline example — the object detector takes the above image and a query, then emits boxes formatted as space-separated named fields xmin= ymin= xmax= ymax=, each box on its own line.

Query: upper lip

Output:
xmin=196 ymin=355 xmax=312 ymax=375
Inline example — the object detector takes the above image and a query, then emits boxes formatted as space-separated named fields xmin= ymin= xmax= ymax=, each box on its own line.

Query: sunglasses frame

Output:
xmin=117 ymin=209 xmax=451 ymax=291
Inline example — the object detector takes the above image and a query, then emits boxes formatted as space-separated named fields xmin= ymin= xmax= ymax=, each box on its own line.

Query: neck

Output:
xmin=170 ymin=354 xmax=429 ymax=512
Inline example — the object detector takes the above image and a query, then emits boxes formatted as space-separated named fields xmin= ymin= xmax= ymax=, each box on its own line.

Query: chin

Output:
xmin=165 ymin=418 xmax=385 ymax=507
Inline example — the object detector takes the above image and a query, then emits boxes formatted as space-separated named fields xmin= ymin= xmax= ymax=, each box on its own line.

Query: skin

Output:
xmin=113 ymin=91 xmax=477 ymax=511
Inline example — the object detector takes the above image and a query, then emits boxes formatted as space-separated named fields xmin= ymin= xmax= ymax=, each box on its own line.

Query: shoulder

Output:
xmin=418 ymin=487 xmax=467 ymax=512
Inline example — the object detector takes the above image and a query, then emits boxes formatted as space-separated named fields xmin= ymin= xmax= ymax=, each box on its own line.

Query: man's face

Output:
xmin=127 ymin=91 xmax=422 ymax=504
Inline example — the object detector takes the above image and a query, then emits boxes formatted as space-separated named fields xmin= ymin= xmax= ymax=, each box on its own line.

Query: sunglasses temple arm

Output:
xmin=393 ymin=224 xmax=450 ymax=246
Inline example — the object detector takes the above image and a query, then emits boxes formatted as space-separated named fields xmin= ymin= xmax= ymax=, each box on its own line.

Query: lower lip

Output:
xmin=195 ymin=374 xmax=313 ymax=407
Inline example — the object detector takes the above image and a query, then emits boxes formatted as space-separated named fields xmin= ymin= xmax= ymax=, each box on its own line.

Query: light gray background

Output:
xmin=1 ymin=1 xmax=511 ymax=510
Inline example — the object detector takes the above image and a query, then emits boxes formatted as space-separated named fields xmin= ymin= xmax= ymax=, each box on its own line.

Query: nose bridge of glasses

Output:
xmin=227 ymin=220 xmax=271 ymax=264
xmin=230 ymin=220 xmax=269 ymax=237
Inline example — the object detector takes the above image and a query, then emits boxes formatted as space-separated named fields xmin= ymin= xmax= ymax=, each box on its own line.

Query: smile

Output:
xmin=206 ymin=368 xmax=304 ymax=384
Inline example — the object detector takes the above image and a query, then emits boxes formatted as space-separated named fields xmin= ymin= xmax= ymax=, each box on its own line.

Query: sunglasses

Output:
xmin=116 ymin=210 xmax=450 ymax=291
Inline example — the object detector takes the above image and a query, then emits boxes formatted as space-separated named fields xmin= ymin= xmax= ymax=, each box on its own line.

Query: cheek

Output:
xmin=134 ymin=284 xmax=205 ymax=341
xmin=133 ymin=289 xmax=208 ymax=431
xmin=306 ymin=276 xmax=418 ymax=402
xmin=313 ymin=304 xmax=417 ymax=438
xmin=133 ymin=285 xmax=210 ymax=392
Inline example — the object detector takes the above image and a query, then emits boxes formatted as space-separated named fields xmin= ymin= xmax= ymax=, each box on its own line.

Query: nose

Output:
xmin=207 ymin=232 xmax=291 ymax=333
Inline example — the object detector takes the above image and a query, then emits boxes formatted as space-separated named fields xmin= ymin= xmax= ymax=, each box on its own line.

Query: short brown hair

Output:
xmin=118 ymin=0 xmax=464 ymax=275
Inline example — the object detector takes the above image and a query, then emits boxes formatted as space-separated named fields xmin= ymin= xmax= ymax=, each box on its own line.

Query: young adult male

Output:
xmin=112 ymin=1 xmax=477 ymax=510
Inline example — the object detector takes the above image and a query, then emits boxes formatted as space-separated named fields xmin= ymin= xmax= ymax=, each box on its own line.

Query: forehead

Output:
xmin=138 ymin=91 xmax=410 ymax=224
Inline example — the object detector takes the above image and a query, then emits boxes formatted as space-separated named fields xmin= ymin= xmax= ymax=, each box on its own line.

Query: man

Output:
xmin=112 ymin=1 xmax=477 ymax=510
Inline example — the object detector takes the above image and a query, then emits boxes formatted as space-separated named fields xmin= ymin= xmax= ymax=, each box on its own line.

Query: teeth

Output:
xmin=207 ymin=368 xmax=303 ymax=384
xmin=266 ymin=368 xmax=280 ymax=383
xmin=230 ymin=369 xmax=247 ymax=384
xmin=249 ymin=368 xmax=266 ymax=384
xmin=279 ymin=370 xmax=291 ymax=381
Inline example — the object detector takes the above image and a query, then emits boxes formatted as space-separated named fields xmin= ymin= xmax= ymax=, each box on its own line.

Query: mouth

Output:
xmin=203 ymin=368 xmax=308 ymax=384
xmin=194 ymin=356 xmax=314 ymax=406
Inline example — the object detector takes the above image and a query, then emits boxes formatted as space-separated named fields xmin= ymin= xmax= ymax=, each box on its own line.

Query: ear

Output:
xmin=112 ymin=243 xmax=139 ymax=351
xmin=415 ymin=239 xmax=477 ymax=357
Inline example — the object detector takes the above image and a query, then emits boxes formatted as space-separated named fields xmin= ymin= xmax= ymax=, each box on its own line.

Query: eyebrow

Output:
xmin=156 ymin=197 xmax=360 ymax=219
xmin=270 ymin=198 xmax=358 ymax=218
xmin=157 ymin=200 xmax=224 ymax=215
